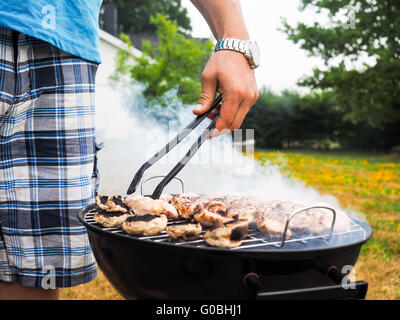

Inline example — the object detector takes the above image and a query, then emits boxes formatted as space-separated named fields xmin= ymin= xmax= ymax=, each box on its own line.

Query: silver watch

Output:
xmin=215 ymin=38 xmax=260 ymax=69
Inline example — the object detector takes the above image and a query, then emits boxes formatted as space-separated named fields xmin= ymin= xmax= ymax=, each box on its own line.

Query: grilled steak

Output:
xmin=122 ymin=214 xmax=168 ymax=236
xmin=93 ymin=210 xmax=132 ymax=228
xmin=204 ymin=220 xmax=249 ymax=248
xmin=166 ymin=223 xmax=202 ymax=241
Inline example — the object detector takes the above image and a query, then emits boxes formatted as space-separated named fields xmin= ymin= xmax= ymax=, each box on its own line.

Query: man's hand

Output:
xmin=193 ymin=49 xmax=258 ymax=138
xmin=190 ymin=0 xmax=259 ymax=138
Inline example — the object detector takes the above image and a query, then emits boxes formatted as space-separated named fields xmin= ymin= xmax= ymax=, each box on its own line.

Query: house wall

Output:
xmin=95 ymin=30 xmax=142 ymax=142
xmin=97 ymin=29 xmax=141 ymax=87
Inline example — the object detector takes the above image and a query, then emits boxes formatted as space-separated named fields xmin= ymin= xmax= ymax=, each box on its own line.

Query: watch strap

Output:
xmin=215 ymin=38 xmax=249 ymax=55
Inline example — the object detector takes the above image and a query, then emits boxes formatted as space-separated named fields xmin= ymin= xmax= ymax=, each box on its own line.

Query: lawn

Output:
xmin=61 ymin=150 xmax=400 ymax=300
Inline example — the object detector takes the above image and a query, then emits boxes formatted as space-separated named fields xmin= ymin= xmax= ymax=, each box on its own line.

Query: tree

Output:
xmin=242 ymin=89 xmax=343 ymax=149
xmin=111 ymin=0 xmax=192 ymax=34
xmin=283 ymin=0 xmax=400 ymax=129
xmin=114 ymin=14 xmax=213 ymax=105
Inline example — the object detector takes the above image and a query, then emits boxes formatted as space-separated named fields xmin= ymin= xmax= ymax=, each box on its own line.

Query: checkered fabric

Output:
xmin=0 ymin=28 xmax=99 ymax=288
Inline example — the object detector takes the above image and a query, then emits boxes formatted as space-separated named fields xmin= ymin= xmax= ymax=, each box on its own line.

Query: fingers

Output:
xmin=206 ymin=102 xmax=222 ymax=120
xmin=194 ymin=50 xmax=259 ymax=135
xmin=193 ymin=70 xmax=217 ymax=115
xmin=230 ymin=96 xmax=256 ymax=130
xmin=210 ymin=91 xmax=259 ymax=139
xmin=215 ymin=94 xmax=243 ymax=133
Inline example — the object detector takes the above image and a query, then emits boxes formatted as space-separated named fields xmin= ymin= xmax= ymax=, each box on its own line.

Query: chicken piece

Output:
xmin=93 ymin=210 xmax=131 ymax=228
xmin=171 ymin=195 xmax=204 ymax=219
xmin=204 ymin=199 xmax=229 ymax=215
xmin=166 ymin=223 xmax=202 ymax=241
xmin=159 ymin=193 xmax=172 ymax=203
xmin=227 ymin=204 xmax=261 ymax=224
xmin=96 ymin=195 xmax=110 ymax=211
xmin=257 ymin=201 xmax=351 ymax=237
xmin=294 ymin=202 xmax=351 ymax=234
xmin=256 ymin=214 xmax=292 ymax=240
xmin=126 ymin=196 xmax=178 ymax=219
xmin=204 ymin=220 xmax=249 ymax=248
xmin=124 ymin=195 xmax=144 ymax=207
xmin=193 ymin=207 xmax=233 ymax=227
xmin=106 ymin=195 xmax=131 ymax=213
xmin=332 ymin=209 xmax=351 ymax=233
xmin=229 ymin=196 xmax=270 ymax=210
xmin=122 ymin=214 xmax=168 ymax=236
xmin=193 ymin=198 xmax=238 ymax=227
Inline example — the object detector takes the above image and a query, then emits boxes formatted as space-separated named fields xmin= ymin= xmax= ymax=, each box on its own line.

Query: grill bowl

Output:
xmin=79 ymin=203 xmax=372 ymax=299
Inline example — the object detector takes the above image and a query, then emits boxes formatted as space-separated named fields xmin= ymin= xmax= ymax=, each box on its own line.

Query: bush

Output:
xmin=242 ymin=89 xmax=400 ymax=151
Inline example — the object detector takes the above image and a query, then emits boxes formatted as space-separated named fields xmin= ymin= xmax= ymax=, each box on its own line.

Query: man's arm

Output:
xmin=191 ymin=0 xmax=259 ymax=137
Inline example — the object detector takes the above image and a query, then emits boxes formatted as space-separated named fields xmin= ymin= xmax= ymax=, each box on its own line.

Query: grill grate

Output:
xmin=83 ymin=209 xmax=368 ymax=251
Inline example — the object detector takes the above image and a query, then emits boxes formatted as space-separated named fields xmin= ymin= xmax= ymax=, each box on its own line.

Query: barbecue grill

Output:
xmin=79 ymin=192 xmax=372 ymax=299
xmin=79 ymin=96 xmax=373 ymax=299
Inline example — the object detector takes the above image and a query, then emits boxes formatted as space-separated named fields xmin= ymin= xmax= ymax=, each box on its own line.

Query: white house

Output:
xmin=95 ymin=29 xmax=142 ymax=142
xmin=96 ymin=29 xmax=142 ymax=88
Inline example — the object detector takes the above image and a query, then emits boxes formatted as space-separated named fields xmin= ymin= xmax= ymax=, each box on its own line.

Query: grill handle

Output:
xmin=280 ymin=205 xmax=337 ymax=247
xmin=126 ymin=95 xmax=222 ymax=195
xmin=254 ymin=282 xmax=368 ymax=300
xmin=243 ymin=272 xmax=368 ymax=300
xmin=140 ymin=176 xmax=185 ymax=195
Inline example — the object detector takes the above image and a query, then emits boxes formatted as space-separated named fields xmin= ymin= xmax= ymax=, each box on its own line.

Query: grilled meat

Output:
xmin=204 ymin=220 xmax=249 ymax=248
xmin=331 ymin=209 xmax=351 ymax=233
xmin=193 ymin=198 xmax=239 ymax=227
xmin=193 ymin=206 xmax=231 ymax=227
xmin=96 ymin=195 xmax=110 ymax=211
xmin=171 ymin=194 xmax=203 ymax=219
xmin=256 ymin=201 xmax=351 ymax=238
xmin=93 ymin=210 xmax=132 ymax=228
xmin=106 ymin=195 xmax=131 ymax=213
xmin=172 ymin=195 xmax=265 ymax=225
xmin=166 ymin=223 xmax=202 ymax=241
xmin=160 ymin=193 xmax=173 ymax=203
xmin=256 ymin=214 xmax=292 ymax=239
xmin=124 ymin=196 xmax=178 ymax=219
xmin=227 ymin=205 xmax=261 ymax=224
xmin=256 ymin=201 xmax=302 ymax=239
xmin=122 ymin=214 xmax=168 ymax=236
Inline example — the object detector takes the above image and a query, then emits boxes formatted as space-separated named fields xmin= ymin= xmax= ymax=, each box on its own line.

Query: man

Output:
xmin=0 ymin=0 xmax=258 ymax=299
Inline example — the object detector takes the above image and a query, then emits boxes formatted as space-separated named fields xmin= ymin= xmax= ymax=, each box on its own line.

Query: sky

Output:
xmin=181 ymin=0 xmax=326 ymax=94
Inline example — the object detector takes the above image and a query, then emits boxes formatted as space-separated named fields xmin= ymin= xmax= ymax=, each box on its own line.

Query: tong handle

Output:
xmin=127 ymin=95 xmax=222 ymax=195
xmin=151 ymin=117 xmax=218 ymax=199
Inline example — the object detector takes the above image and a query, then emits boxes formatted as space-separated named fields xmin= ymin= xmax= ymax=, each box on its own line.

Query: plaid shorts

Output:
xmin=0 ymin=28 xmax=99 ymax=288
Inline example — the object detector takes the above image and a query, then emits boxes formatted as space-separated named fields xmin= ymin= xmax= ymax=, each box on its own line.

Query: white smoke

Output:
xmin=95 ymin=83 xmax=341 ymax=208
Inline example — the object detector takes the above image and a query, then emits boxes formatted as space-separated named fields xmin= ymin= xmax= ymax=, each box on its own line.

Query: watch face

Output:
xmin=249 ymin=41 xmax=260 ymax=68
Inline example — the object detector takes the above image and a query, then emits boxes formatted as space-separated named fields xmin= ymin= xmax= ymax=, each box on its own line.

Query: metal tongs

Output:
xmin=127 ymin=95 xmax=222 ymax=199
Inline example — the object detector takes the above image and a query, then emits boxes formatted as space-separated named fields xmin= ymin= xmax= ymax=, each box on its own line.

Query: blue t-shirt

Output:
xmin=0 ymin=1 xmax=103 ymax=63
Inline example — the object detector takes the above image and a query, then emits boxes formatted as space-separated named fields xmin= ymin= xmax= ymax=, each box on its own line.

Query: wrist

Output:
xmin=219 ymin=31 xmax=249 ymax=41
xmin=214 ymin=38 xmax=260 ymax=69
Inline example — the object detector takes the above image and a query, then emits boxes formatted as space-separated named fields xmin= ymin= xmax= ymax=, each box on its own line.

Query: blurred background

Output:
xmin=62 ymin=0 xmax=399 ymax=300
